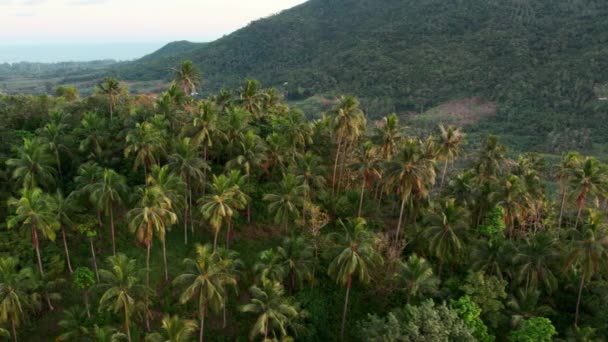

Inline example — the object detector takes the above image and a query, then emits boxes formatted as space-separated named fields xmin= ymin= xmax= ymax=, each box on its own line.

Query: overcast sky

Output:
xmin=0 ymin=0 xmax=307 ymax=45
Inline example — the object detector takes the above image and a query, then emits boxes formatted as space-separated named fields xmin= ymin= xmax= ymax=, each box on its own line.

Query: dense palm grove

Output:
xmin=0 ymin=61 xmax=607 ymax=341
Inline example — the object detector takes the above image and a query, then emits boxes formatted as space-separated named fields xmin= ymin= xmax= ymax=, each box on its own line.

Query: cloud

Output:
xmin=69 ymin=0 xmax=108 ymax=5
xmin=15 ymin=11 xmax=36 ymax=16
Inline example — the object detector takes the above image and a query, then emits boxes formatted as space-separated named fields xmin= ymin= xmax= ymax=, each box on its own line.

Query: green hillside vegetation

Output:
xmin=1 ymin=62 xmax=608 ymax=340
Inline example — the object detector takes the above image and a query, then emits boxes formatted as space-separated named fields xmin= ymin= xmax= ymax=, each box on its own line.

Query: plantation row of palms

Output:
xmin=1 ymin=61 xmax=608 ymax=340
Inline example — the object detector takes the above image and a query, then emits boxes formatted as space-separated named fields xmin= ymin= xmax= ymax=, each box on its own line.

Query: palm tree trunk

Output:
xmin=145 ymin=241 xmax=151 ymax=331
xmin=213 ymin=229 xmax=219 ymax=252
xmin=395 ymin=197 xmax=407 ymax=243
xmin=558 ymin=187 xmax=567 ymax=229
xmin=247 ymin=170 xmax=251 ymax=223
xmin=203 ymin=145 xmax=208 ymax=196
xmin=124 ymin=303 xmax=131 ymax=342
xmin=575 ymin=271 xmax=585 ymax=327
xmin=223 ymin=298 xmax=227 ymax=328
xmin=89 ymin=237 xmax=99 ymax=282
xmin=84 ymin=290 xmax=91 ymax=318
xmin=440 ymin=159 xmax=449 ymax=189
xmin=162 ymin=238 xmax=169 ymax=282
xmin=340 ymin=275 xmax=352 ymax=341
xmin=55 ymin=149 xmax=62 ymax=179
xmin=61 ymin=225 xmax=73 ymax=273
xmin=11 ymin=317 xmax=17 ymax=342
xmin=332 ymin=134 xmax=343 ymax=194
xmin=110 ymin=207 xmax=116 ymax=256
xmin=226 ymin=220 xmax=232 ymax=249
xmin=575 ymin=205 xmax=583 ymax=229
xmin=358 ymin=178 xmax=366 ymax=217
xmin=190 ymin=184 xmax=194 ymax=234
xmin=199 ymin=303 xmax=207 ymax=342
xmin=32 ymin=225 xmax=44 ymax=276
xmin=337 ymin=140 xmax=350 ymax=194
xmin=184 ymin=179 xmax=189 ymax=245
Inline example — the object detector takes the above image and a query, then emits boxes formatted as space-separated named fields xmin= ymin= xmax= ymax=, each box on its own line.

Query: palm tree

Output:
xmin=7 ymin=188 xmax=58 ymax=276
xmin=350 ymin=141 xmax=381 ymax=217
xmin=276 ymin=236 xmax=315 ymax=293
xmin=394 ymin=253 xmax=439 ymax=302
xmin=57 ymin=306 xmax=91 ymax=341
xmin=88 ymin=168 xmax=128 ymax=256
xmin=570 ymin=157 xmax=607 ymax=228
xmin=173 ymin=60 xmax=201 ymax=95
xmin=125 ymin=122 xmax=165 ymax=182
xmin=77 ymin=113 xmax=107 ymax=161
xmin=240 ymin=281 xmax=303 ymax=341
xmin=475 ymin=135 xmax=507 ymax=181
xmin=198 ymin=174 xmax=247 ymax=251
xmin=424 ymin=198 xmax=468 ymax=276
xmin=294 ymin=151 xmax=327 ymax=200
xmin=96 ymin=254 xmax=147 ymax=342
xmin=173 ymin=244 xmax=237 ymax=342
xmin=6 ymin=137 xmax=56 ymax=190
xmin=192 ymin=100 xmax=218 ymax=194
xmin=253 ymin=249 xmax=287 ymax=285
xmin=214 ymin=247 xmax=244 ymax=329
xmin=436 ymin=125 xmax=464 ymax=188
xmin=0 ymin=257 xmax=39 ymax=342
xmin=169 ymin=137 xmax=207 ymax=244
xmin=39 ymin=111 xmax=70 ymax=178
xmin=327 ymin=217 xmax=382 ymax=339
xmin=263 ymin=173 xmax=309 ymax=231
xmin=386 ymin=139 xmax=436 ymax=242
xmin=557 ymin=152 xmax=581 ymax=229
xmin=128 ymin=186 xmax=177 ymax=285
xmin=96 ymin=77 xmax=123 ymax=120
xmin=372 ymin=113 xmax=403 ymax=160
xmin=51 ymin=191 xmax=78 ymax=273
xmin=563 ymin=211 xmax=608 ymax=326
xmin=330 ymin=96 xmax=367 ymax=193
xmin=239 ymin=79 xmax=268 ymax=118
xmin=512 ymin=232 xmax=559 ymax=294
xmin=506 ymin=289 xmax=555 ymax=328
xmin=145 ymin=315 xmax=198 ymax=342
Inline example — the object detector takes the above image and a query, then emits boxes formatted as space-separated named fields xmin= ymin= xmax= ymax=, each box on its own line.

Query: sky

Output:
xmin=0 ymin=0 xmax=307 ymax=45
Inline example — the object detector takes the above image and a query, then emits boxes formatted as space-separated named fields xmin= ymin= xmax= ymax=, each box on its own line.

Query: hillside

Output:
xmin=108 ymin=0 xmax=608 ymax=152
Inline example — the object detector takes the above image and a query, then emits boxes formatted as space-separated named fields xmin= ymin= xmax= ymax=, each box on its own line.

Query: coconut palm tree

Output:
xmin=475 ymin=135 xmax=507 ymax=182
xmin=240 ymin=281 xmax=303 ymax=341
xmin=424 ymin=198 xmax=468 ymax=277
xmin=169 ymin=137 xmax=208 ymax=244
xmin=214 ymin=247 xmax=244 ymax=329
xmin=173 ymin=244 xmax=237 ymax=342
xmin=77 ymin=113 xmax=107 ymax=161
xmin=198 ymin=174 xmax=247 ymax=251
xmin=563 ymin=211 xmax=608 ymax=326
xmin=557 ymin=152 xmax=581 ymax=229
xmin=39 ymin=111 xmax=70 ymax=178
xmin=373 ymin=113 xmax=403 ymax=160
xmin=394 ymin=253 xmax=439 ymax=302
xmin=87 ymin=168 xmax=128 ymax=256
xmin=327 ymin=217 xmax=382 ymax=339
xmin=6 ymin=137 xmax=56 ymax=190
xmin=173 ymin=60 xmax=201 ymax=95
xmin=275 ymin=236 xmax=315 ymax=293
xmin=436 ymin=125 xmax=464 ymax=188
xmin=512 ymin=232 xmax=559 ymax=295
xmin=56 ymin=306 xmax=92 ymax=341
xmin=51 ymin=190 xmax=78 ymax=273
xmin=570 ymin=157 xmax=607 ymax=228
xmin=96 ymin=77 xmax=123 ymax=121
xmin=253 ymin=249 xmax=287 ymax=285
xmin=239 ymin=79 xmax=268 ymax=118
xmin=0 ymin=257 xmax=39 ymax=342
xmin=96 ymin=254 xmax=147 ymax=342
xmin=350 ymin=141 xmax=381 ymax=217
xmin=263 ymin=173 xmax=309 ymax=232
xmin=124 ymin=122 xmax=165 ymax=182
xmin=7 ymin=188 xmax=58 ymax=276
xmin=192 ymin=100 xmax=218 ymax=166
xmin=145 ymin=315 xmax=198 ymax=342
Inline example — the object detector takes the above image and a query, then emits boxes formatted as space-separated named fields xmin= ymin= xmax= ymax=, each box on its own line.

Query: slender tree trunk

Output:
xmin=341 ymin=275 xmax=352 ymax=341
xmin=247 ymin=170 xmax=251 ymax=223
xmin=190 ymin=184 xmax=194 ymax=234
xmin=358 ymin=178 xmax=366 ymax=217
xmin=110 ymin=207 xmax=116 ymax=256
xmin=395 ymin=197 xmax=407 ymax=243
xmin=124 ymin=303 xmax=131 ymax=342
xmin=226 ymin=220 xmax=232 ymax=249
xmin=223 ymin=298 xmax=227 ymax=329
xmin=213 ymin=229 xmax=219 ymax=252
xmin=184 ymin=180 xmax=189 ymax=245
xmin=203 ymin=145 xmax=208 ymax=196
xmin=575 ymin=205 xmax=583 ymax=229
xmin=145 ymin=241 xmax=151 ymax=331
xmin=199 ymin=303 xmax=207 ymax=342
xmin=558 ymin=187 xmax=567 ymax=229
xmin=162 ymin=238 xmax=169 ymax=282
xmin=575 ymin=272 xmax=585 ymax=327
xmin=84 ymin=290 xmax=91 ymax=318
xmin=89 ymin=238 xmax=99 ymax=281
xmin=11 ymin=317 xmax=17 ymax=342
xmin=440 ymin=159 xmax=449 ymax=189
xmin=61 ymin=225 xmax=73 ymax=273
xmin=32 ymin=226 xmax=44 ymax=276
xmin=332 ymin=135 xmax=343 ymax=194
xmin=55 ymin=149 xmax=62 ymax=179
xmin=337 ymin=140 xmax=350 ymax=194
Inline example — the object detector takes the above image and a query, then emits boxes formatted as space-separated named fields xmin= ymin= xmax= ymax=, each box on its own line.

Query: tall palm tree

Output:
xmin=512 ymin=232 xmax=559 ymax=295
xmin=239 ymin=79 xmax=268 ymax=118
xmin=275 ymin=236 xmax=315 ymax=293
xmin=96 ymin=77 xmax=123 ymax=121
xmin=56 ymin=306 xmax=91 ymax=341
xmin=253 ymin=249 xmax=287 ymax=285
xmin=173 ymin=60 xmax=201 ymax=95
xmin=394 ymin=253 xmax=439 ymax=302
xmin=96 ymin=254 xmax=147 ymax=342
xmin=192 ymin=100 xmax=218 ymax=194
xmin=173 ymin=244 xmax=237 ymax=342
xmin=350 ymin=141 xmax=381 ymax=217
xmin=51 ymin=191 xmax=78 ymax=273
xmin=145 ymin=315 xmax=198 ymax=342
xmin=7 ymin=188 xmax=58 ymax=276
xmin=424 ymin=198 xmax=468 ymax=276
xmin=294 ymin=151 xmax=327 ymax=200
xmin=570 ymin=157 xmax=607 ymax=228
xmin=198 ymin=174 xmax=247 ymax=251
xmin=386 ymin=139 xmax=436 ymax=242
xmin=6 ymin=138 xmax=56 ymax=190
xmin=77 ymin=112 xmax=107 ymax=161
xmin=169 ymin=137 xmax=207 ymax=244
xmin=125 ymin=122 xmax=166 ymax=182
xmin=436 ymin=125 xmax=464 ymax=188
xmin=0 ymin=257 xmax=39 ymax=342
xmin=240 ymin=281 xmax=303 ymax=341
xmin=327 ymin=218 xmax=382 ymax=339
xmin=475 ymin=135 xmax=507 ymax=182
xmin=330 ymin=96 xmax=367 ymax=193
xmin=87 ymin=168 xmax=128 ymax=256
xmin=263 ymin=173 xmax=309 ymax=231
xmin=556 ymin=152 xmax=581 ymax=229
xmin=563 ymin=211 xmax=608 ymax=326
xmin=128 ymin=186 xmax=177 ymax=285
xmin=373 ymin=113 xmax=403 ymax=160
xmin=214 ymin=247 xmax=244 ymax=329
xmin=39 ymin=111 xmax=70 ymax=178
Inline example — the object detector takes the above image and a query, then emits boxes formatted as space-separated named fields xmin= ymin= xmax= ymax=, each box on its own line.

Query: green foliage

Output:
xmin=450 ymin=296 xmax=494 ymax=342
xmin=73 ymin=267 xmax=95 ymax=290
xmin=460 ymin=271 xmax=507 ymax=328
xmin=478 ymin=206 xmax=506 ymax=238
xmin=509 ymin=317 xmax=557 ymax=342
